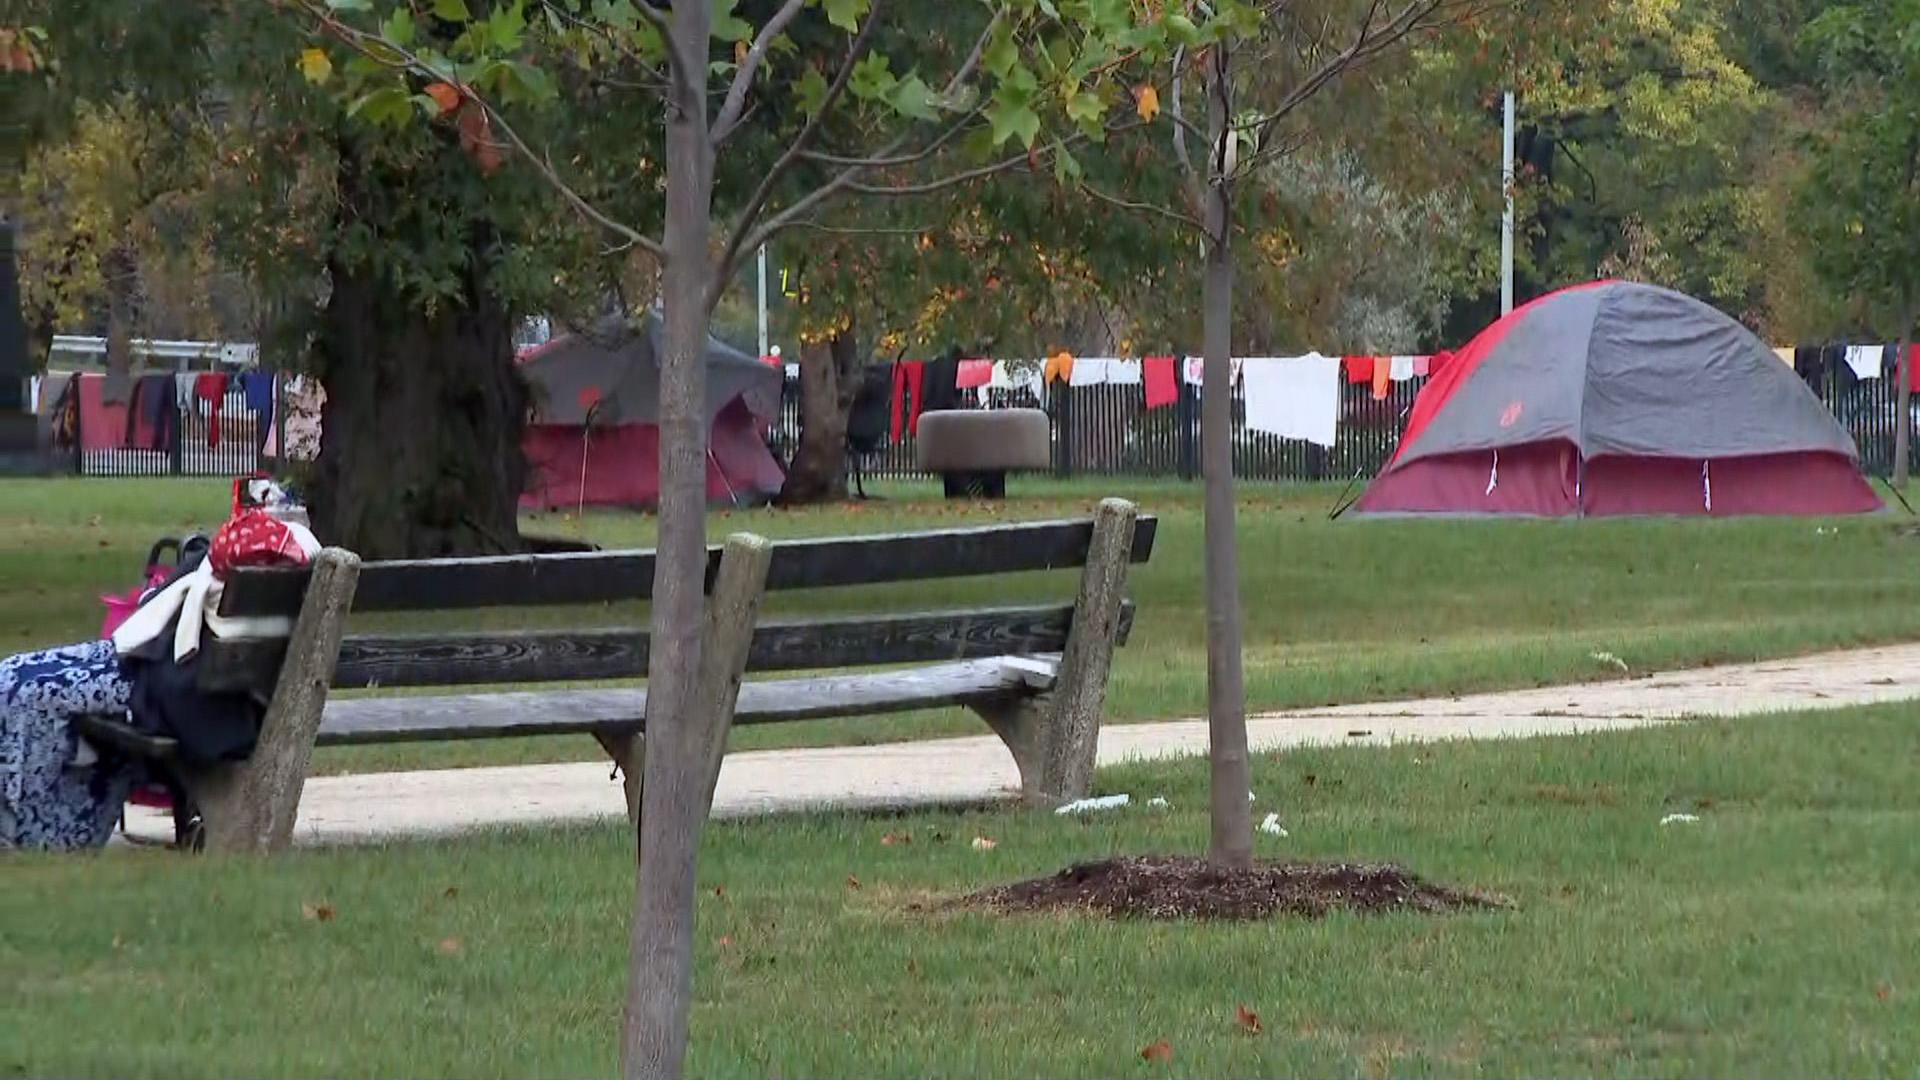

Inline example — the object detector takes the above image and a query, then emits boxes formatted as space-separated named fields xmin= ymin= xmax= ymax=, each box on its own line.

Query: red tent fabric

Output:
xmin=517 ymin=315 xmax=785 ymax=510
xmin=1356 ymin=281 xmax=1883 ymax=517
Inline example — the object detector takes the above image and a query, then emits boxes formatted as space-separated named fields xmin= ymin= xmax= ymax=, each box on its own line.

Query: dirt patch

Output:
xmin=956 ymin=855 xmax=1507 ymax=921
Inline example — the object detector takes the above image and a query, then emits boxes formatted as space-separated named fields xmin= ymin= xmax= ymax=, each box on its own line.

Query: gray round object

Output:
xmin=915 ymin=408 xmax=1051 ymax=472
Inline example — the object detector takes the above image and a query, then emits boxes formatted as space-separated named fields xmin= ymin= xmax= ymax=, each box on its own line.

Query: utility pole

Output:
xmin=1501 ymin=90 xmax=1516 ymax=316
xmin=756 ymin=245 xmax=769 ymax=359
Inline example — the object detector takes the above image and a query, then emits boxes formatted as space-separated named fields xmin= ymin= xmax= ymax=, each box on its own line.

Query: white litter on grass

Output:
xmin=1248 ymin=790 xmax=1257 ymax=803
xmin=1258 ymin=812 xmax=1288 ymax=837
xmin=1660 ymin=813 xmax=1700 ymax=826
xmin=1590 ymin=651 xmax=1630 ymax=673
xmin=1054 ymin=794 xmax=1131 ymax=815
xmin=1147 ymin=797 xmax=1171 ymax=809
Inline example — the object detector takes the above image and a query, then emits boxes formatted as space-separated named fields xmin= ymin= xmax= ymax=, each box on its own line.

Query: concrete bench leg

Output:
xmin=1037 ymin=497 xmax=1137 ymax=806
xmin=594 ymin=730 xmax=644 ymax=827
xmin=193 ymin=548 xmax=361 ymax=854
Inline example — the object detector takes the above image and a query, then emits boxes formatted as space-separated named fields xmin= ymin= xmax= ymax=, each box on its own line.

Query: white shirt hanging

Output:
xmin=1240 ymin=353 xmax=1340 ymax=448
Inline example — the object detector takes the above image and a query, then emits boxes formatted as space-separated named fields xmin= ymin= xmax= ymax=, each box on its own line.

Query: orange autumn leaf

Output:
xmin=1134 ymin=83 xmax=1160 ymax=122
xmin=1234 ymin=1004 xmax=1264 ymax=1035
xmin=456 ymin=102 xmax=504 ymax=176
xmin=1140 ymin=1039 xmax=1174 ymax=1064
xmin=424 ymin=81 xmax=462 ymax=116
xmin=734 ymin=39 xmax=749 ymax=65
xmin=301 ymin=901 xmax=337 ymax=922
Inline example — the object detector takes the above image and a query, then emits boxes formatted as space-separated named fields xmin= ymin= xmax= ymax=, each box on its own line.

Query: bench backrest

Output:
xmin=201 ymin=515 xmax=1158 ymax=695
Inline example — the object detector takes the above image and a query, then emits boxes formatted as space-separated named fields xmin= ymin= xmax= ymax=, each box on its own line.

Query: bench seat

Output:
xmin=77 ymin=656 xmax=1061 ymax=757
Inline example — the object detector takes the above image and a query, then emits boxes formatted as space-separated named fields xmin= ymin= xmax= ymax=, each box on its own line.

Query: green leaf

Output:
xmin=348 ymin=86 xmax=415 ymax=126
xmin=889 ymin=74 xmax=940 ymax=121
xmin=383 ymin=6 xmax=416 ymax=46
xmin=1065 ymin=87 xmax=1105 ymax=127
xmin=794 ymin=66 xmax=830 ymax=117
xmin=1163 ymin=12 xmax=1199 ymax=45
xmin=326 ymin=0 xmax=372 ymax=11
xmin=983 ymin=21 xmax=1018 ymax=78
xmin=711 ymin=0 xmax=752 ymax=42
xmin=1051 ymin=142 xmax=1082 ymax=184
xmin=849 ymin=52 xmax=897 ymax=101
xmin=986 ymin=94 xmax=1041 ymax=148
xmin=488 ymin=0 xmax=529 ymax=49
xmin=823 ymin=0 xmax=869 ymax=33
xmin=432 ymin=0 xmax=472 ymax=22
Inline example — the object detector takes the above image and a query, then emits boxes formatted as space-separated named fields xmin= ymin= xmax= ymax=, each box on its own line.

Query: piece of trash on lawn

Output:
xmin=1258 ymin=812 xmax=1288 ymax=837
xmin=1346 ymin=730 xmax=1372 ymax=738
xmin=1055 ymin=794 xmax=1131 ymax=815
xmin=1248 ymin=790 xmax=1257 ymax=802
xmin=1590 ymin=650 xmax=1629 ymax=672
xmin=1147 ymin=796 xmax=1170 ymax=809
xmin=1660 ymin=813 xmax=1700 ymax=825
xmin=970 ymin=836 xmax=998 ymax=851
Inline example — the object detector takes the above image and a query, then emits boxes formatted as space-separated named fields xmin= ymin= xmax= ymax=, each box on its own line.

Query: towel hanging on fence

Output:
xmin=1843 ymin=345 xmax=1883 ymax=381
xmin=1242 ymin=354 xmax=1339 ymax=448
xmin=1389 ymin=355 xmax=1418 ymax=382
xmin=1070 ymin=356 xmax=1118 ymax=387
xmin=1044 ymin=351 xmax=1074 ymax=385
xmin=1343 ymin=355 xmax=1372 ymax=384
xmin=955 ymin=360 xmax=993 ymax=390
xmin=1181 ymin=356 xmax=1242 ymax=387
xmin=1143 ymin=356 xmax=1179 ymax=410
xmin=1370 ymin=356 xmax=1391 ymax=401
xmin=1412 ymin=355 xmax=1432 ymax=377
xmin=890 ymin=361 xmax=927 ymax=441
xmin=194 ymin=373 xmax=229 ymax=448
xmin=1772 ymin=346 xmax=1796 ymax=368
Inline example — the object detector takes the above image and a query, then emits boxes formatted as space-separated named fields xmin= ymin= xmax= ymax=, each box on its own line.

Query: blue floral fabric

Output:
xmin=1 ymin=640 xmax=138 ymax=851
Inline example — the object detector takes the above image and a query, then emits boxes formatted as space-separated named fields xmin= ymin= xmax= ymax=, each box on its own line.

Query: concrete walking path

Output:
xmin=124 ymin=643 xmax=1920 ymax=847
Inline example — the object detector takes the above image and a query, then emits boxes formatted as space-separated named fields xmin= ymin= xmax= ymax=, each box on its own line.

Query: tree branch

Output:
xmin=1169 ymin=46 xmax=1205 ymax=215
xmin=628 ymin=0 xmax=698 ymax=99
xmin=710 ymin=0 xmax=809 ymax=147
xmin=1081 ymin=180 xmax=1209 ymax=236
xmin=539 ymin=0 xmax=670 ymax=91
xmin=800 ymin=104 xmax=984 ymax=168
xmin=709 ymin=0 xmax=888 ymax=306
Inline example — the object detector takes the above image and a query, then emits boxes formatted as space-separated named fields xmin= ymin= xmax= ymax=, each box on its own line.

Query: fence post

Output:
xmin=1054 ymin=382 xmax=1075 ymax=478
xmin=1176 ymin=378 xmax=1198 ymax=481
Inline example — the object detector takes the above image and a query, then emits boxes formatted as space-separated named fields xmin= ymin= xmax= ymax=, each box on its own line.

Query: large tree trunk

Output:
xmin=624 ymin=4 xmax=715 ymax=1077
xmin=1895 ymin=290 xmax=1913 ymax=492
xmin=778 ymin=321 xmax=858 ymax=504
xmin=310 ymin=148 xmax=525 ymax=559
xmin=1201 ymin=51 xmax=1253 ymax=870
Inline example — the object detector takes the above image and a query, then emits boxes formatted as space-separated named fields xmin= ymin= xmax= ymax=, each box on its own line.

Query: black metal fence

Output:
xmin=69 ymin=361 xmax=1916 ymax=484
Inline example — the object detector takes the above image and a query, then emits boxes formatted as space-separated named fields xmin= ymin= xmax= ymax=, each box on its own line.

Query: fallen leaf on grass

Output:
xmin=713 ymin=885 xmax=728 ymax=901
xmin=1140 ymin=1039 xmax=1173 ymax=1064
xmin=881 ymin=831 xmax=912 ymax=846
xmin=301 ymin=902 xmax=336 ymax=922
xmin=716 ymin=936 xmax=734 ymax=949
xmin=846 ymin=875 xmax=863 ymax=890
xmin=1234 ymin=1004 xmax=1264 ymax=1035
xmin=437 ymin=937 xmax=463 ymax=956
xmin=442 ymin=886 xmax=459 ymax=900
xmin=1874 ymin=982 xmax=1894 ymax=1001
xmin=971 ymin=836 xmax=998 ymax=851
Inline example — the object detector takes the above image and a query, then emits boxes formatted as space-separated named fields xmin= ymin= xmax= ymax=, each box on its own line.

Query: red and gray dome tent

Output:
xmin=1354 ymin=281 xmax=1883 ymax=517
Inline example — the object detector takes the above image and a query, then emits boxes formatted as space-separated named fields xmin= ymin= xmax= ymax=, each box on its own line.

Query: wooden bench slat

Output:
xmin=315 ymin=657 xmax=1059 ymax=744
xmin=200 ymin=603 xmax=1133 ymax=693
xmin=219 ymin=516 xmax=1158 ymax=616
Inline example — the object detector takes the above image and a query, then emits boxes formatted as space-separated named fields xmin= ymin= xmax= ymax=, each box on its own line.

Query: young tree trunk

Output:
xmin=308 ymin=141 xmax=526 ymax=559
xmin=1201 ymin=53 xmax=1254 ymax=870
xmin=778 ymin=322 xmax=858 ymax=504
xmin=623 ymin=5 xmax=715 ymax=1077
xmin=1895 ymin=290 xmax=1914 ymax=492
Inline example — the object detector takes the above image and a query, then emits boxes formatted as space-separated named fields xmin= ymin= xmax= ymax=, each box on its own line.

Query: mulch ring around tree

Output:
xmin=956 ymin=855 xmax=1509 ymax=921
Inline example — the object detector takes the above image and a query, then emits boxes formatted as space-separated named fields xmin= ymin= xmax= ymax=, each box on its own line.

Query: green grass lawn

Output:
xmin=4 ymin=476 xmax=1920 ymax=774
xmin=5 ymin=704 xmax=1917 ymax=1077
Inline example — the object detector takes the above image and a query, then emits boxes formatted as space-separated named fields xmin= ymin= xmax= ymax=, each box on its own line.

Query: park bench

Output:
xmin=77 ymin=499 xmax=1155 ymax=852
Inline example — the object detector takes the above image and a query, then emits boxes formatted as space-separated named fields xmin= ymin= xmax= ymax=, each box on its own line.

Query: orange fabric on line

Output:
xmin=1044 ymin=351 xmax=1075 ymax=385
xmin=1370 ymin=356 xmax=1391 ymax=401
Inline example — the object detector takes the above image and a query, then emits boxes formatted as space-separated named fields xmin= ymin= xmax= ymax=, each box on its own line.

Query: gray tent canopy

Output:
xmin=519 ymin=311 xmax=780 ymax=426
